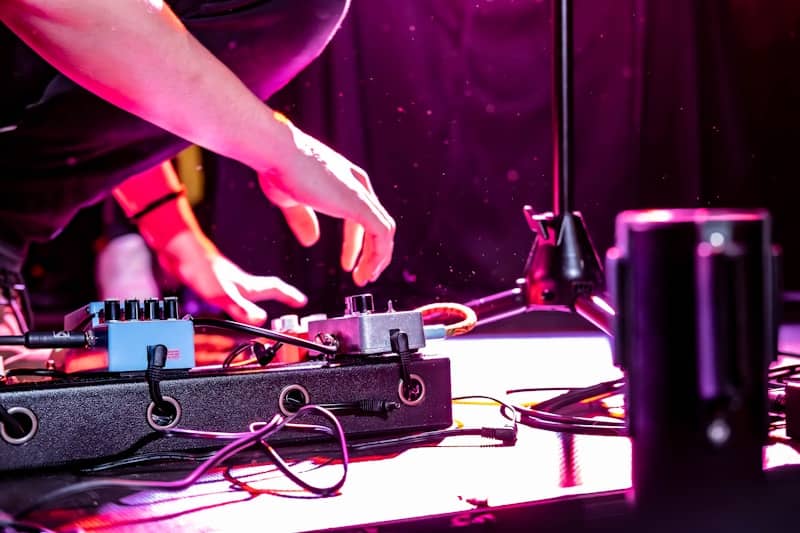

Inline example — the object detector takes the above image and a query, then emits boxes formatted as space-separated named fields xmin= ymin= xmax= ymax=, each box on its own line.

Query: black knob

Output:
xmin=144 ymin=298 xmax=161 ymax=320
xmin=124 ymin=299 xmax=140 ymax=320
xmin=346 ymin=293 xmax=374 ymax=315
xmin=104 ymin=299 xmax=121 ymax=321
xmin=163 ymin=296 xmax=179 ymax=319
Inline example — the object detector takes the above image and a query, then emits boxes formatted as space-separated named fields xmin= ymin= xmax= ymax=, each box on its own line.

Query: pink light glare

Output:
xmin=591 ymin=295 xmax=615 ymax=316
xmin=144 ymin=0 xmax=165 ymax=12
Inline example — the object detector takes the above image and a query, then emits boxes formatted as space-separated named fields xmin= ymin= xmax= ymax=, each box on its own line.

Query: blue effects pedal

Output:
xmin=64 ymin=297 xmax=195 ymax=372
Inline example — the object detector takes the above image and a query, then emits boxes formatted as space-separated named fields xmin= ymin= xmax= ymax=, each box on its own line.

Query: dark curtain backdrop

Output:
xmin=25 ymin=0 xmax=800 ymax=323
xmin=208 ymin=0 xmax=642 ymax=316
xmin=213 ymin=0 xmax=800 ymax=316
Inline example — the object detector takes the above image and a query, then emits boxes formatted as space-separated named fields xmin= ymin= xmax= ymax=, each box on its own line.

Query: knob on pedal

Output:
xmin=163 ymin=296 xmax=179 ymax=319
xmin=346 ymin=293 xmax=374 ymax=315
xmin=143 ymin=298 xmax=160 ymax=320
xmin=124 ymin=299 xmax=140 ymax=320
xmin=104 ymin=299 xmax=121 ymax=321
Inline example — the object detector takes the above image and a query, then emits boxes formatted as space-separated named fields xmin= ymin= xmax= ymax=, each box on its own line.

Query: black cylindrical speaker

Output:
xmin=606 ymin=208 xmax=780 ymax=510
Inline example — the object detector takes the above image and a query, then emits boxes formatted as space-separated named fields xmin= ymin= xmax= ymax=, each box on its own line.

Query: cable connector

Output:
xmin=146 ymin=344 xmax=172 ymax=421
xmin=321 ymin=399 xmax=401 ymax=416
xmin=15 ymin=331 xmax=89 ymax=349
xmin=480 ymin=425 xmax=518 ymax=445
xmin=357 ymin=399 xmax=400 ymax=414
xmin=253 ymin=341 xmax=282 ymax=366
xmin=423 ymin=325 xmax=447 ymax=340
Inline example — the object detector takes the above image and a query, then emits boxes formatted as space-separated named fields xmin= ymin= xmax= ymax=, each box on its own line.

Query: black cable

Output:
xmin=79 ymin=426 xmax=304 ymax=474
xmin=769 ymin=362 xmax=800 ymax=374
xmin=257 ymin=441 xmax=344 ymax=495
xmin=81 ymin=451 xmax=219 ymax=473
xmin=146 ymin=344 xmax=172 ymax=418
xmin=517 ymin=411 xmax=626 ymax=436
xmin=222 ymin=341 xmax=284 ymax=369
xmin=170 ymin=408 xmax=349 ymax=495
xmin=531 ymin=378 xmax=624 ymax=412
xmin=506 ymin=379 xmax=627 ymax=436
xmin=344 ymin=394 xmax=519 ymax=452
xmin=769 ymin=362 xmax=800 ymax=383
xmin=518 ymin=403 xmax=625 ymax=435
xmin=222 ymin=341 xmax=256 ymax=368
xmin=222 ymin=467 xmax=277 ymax=496
xmin=14 ymin=415 xmax=280 ymax=519
xmin=3 ymin=368 xmax=67 ymax=379
xmin=192 ymin=317 xmax=336 ymax=355
xmin=349 ymin=427 xmax=516 ymax=452
xmin=253 ymin=341 xmax=283 ymax=366
xmin=763 ymin=362 xmax=800 ymax=391
xmin=87 ymin=402 xmax=514 ymax=491
xmin=349 ymin=429 xmax=468 ymax=451
xmin=505 ymin=387 xmax=579 ymax=394
xmin=0 ymin=402 xmax=25 ymax=437
xmin=15 ymin=404 xmax=348 ymax=518
xmin=0 ymin=335 xmax=25 ymax=346
xmin=452 ymin=394 xmax=519 ymax=432
xmin=160 ymin=427 xmax=252 ymax=440
xmin=318 ymin=399 xmax=400 ymax=416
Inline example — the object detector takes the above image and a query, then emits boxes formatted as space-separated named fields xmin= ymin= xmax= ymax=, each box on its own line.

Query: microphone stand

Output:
xmin=465 ymin=0 xmax=614 ymax=336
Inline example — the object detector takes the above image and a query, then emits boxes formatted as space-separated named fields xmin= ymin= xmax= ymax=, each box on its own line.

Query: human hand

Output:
xmin=157 ymin=230 xmax=307 ymax=325
xmin=259 ymin=115 xmax=395 ymax=287
xmin=96 ymin=233 xmax=160 ymax=301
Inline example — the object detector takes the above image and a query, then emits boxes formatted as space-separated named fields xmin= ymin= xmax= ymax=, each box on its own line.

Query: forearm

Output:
xmin=110 ymin=162 xmax=306 ymax=324
xmin=0 ymin=0 xmax=290 ymax=173
xmin=113 ymin=162 xmax=215 ymax=255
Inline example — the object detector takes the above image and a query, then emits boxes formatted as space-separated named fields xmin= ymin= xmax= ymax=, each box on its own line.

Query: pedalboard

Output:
xmin=0 ymin=293 xmax=455 ymax=472
xmin=0 ymin=354 xmax=452 ymax=472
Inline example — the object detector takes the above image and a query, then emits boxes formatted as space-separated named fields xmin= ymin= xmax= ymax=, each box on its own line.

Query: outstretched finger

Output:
xmin=238 ymin=274 xmax=308 ymax=308
xmin=352 ymin=228 xmax=394 ymax=287
xmin=225 ymin=301 xmax=267 ymax=326
xmin=214 ymin=284 xmax=269 ymax=325
xmin=281 ymin=204 xmax=320 ymax=247
xmin=341 ymin=219 xmax=365 ymax=272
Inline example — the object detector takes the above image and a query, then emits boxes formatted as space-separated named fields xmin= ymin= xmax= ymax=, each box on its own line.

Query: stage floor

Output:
xmin=2 ymin=326 xmax=800 ymax=532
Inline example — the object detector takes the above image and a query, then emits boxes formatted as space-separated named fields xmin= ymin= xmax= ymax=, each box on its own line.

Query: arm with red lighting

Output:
xmin=0 ymin=0 xmax=395 ymax=288
xmin=113 ymin=162 xmax=308 ymax=325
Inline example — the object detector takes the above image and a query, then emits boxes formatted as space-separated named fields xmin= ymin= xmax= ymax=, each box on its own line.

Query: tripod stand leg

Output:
xmin=573 ymin=293 xmax=614 ymax=336
xmin=464 ymin=285 xmax=529 ymax=327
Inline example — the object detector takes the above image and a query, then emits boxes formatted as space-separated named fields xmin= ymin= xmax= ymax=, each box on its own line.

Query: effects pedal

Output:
xmin=64 ymin=296 xmax=195 ymax=371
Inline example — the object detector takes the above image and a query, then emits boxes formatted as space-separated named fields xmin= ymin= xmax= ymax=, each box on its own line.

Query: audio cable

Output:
xmin=191 ymin=317 xmax=336 ymax=355
xmin=0 ymin=331 xmax=89 ymax=349
xmin=508 ymin=379 xmax=627 ymax=436
xmin=14 ymin=404 xmax=349 ymax=519
xmin=417 ymin=302 xmax=478 ymax=340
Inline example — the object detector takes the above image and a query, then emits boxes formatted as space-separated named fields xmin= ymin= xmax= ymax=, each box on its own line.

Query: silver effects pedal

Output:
xmin=306 ymin=294 xmax=425 ymax=357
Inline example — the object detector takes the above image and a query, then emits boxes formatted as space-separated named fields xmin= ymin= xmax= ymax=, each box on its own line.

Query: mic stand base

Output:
xmin=465 ymin=208 xmax=614 ymax=336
